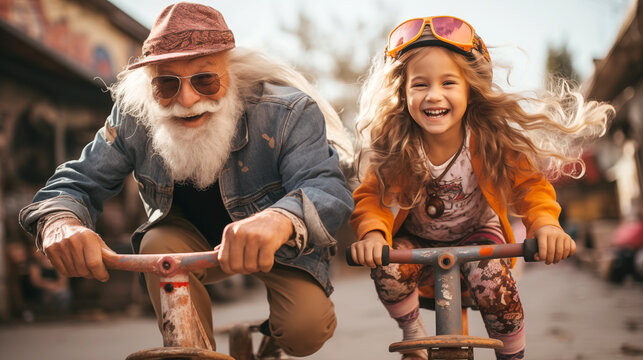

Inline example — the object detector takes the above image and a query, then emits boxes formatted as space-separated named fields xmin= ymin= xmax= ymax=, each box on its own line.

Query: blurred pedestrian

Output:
xmin=29 ymin=249 xmax=71 ymax=314
xmin=5 ymin=241 xmax=37 ymax=321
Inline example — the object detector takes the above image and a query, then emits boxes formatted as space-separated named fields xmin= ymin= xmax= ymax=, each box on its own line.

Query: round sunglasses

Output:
xmin=151 ymin=72 xmax=221 ymax=99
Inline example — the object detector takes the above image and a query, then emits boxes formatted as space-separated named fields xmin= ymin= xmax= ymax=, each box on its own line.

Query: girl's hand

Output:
xmin=533 ymin=225 xmax=576 ymax=264
xmin=350 ymin=231 xmax=389 ymax=268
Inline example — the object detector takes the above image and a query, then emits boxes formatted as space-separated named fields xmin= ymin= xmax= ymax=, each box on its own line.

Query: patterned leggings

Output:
xmin=371 ymin=232 xmax=525 ymax=358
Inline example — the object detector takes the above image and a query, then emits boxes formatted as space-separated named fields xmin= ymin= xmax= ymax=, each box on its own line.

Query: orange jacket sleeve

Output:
xmin=509 ymin=153 xmax=562 ymax=237
xmin=349 ymin=170 xmax=396 ymax=246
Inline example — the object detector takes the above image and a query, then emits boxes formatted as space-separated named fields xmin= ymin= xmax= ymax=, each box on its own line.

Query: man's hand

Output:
xmin=217 ymin=210 xmax=294 ymax=274
xmin=41 ymin=218 xmax=110 ymax=282
xmin=350 ymin=231 xmax=389 ymax=268
xmin=533 ymin=224 xmax=576 ymax=264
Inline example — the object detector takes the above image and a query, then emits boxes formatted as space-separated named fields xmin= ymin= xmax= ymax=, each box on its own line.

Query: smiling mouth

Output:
xmin=424 ymin=109 xmax=449 ymax=118
xmin=177 ymin=113 xmax=206 ymax=122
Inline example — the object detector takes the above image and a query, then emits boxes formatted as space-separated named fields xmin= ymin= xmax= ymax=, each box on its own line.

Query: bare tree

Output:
xmin=267 ymin=4 xmax=396 ymax=136
xmin=545 ymin=43 xmax=580 ymax=88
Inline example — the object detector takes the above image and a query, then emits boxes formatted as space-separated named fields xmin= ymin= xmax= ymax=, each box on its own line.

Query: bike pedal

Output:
xmin=390 ymin=335 xmax=502 ymax=360
xmin=428 ymin=347 xmax=473 ymax=360
xmin=125 ymin=346 xmax=233 ymax=360
xmin=256 ymin=335 xmax=290 ymax=360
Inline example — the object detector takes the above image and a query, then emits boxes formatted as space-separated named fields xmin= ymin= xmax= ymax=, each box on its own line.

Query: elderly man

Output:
xmin=19 ymin=2 xmax=353 ymax=358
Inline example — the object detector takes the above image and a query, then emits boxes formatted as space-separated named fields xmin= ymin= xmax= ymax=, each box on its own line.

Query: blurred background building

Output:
xmin=583 ymin=0 xmax=643 ymax=219
xmin=564 ymin=0 xmax=643 ymax=283
xmin=0 ymin=0 xmax=148 ymax=321
xmin=548 ymin=0 xmax=643 ymax=280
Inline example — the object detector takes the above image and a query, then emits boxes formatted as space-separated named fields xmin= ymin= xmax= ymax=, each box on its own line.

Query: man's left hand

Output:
xmin=217 ymin=210 xmax=294 ymax=274
xmin=533 ymin=225 xmax=576 ymax=265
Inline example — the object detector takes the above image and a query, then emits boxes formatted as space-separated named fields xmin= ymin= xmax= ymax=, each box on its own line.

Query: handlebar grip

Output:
xmin=523 ymin=238 xmax=539 ymax=262
xmin=345 ymin=247 xmax=360 ymax=266
xmin=381 ymin=245 xmax=390 ymax=266
xmin=345 ymin=245 xmax=391 ymax=266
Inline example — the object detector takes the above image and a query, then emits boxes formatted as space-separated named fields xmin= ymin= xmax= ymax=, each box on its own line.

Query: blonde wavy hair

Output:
xmin=355 ymin=47 xmax=614 ymax=210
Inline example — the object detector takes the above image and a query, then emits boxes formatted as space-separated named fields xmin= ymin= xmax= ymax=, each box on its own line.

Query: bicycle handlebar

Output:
xmin=345 ymin=238 xmax=540 ymax=267
xmin=101 ymin=247 xmax=221 ymax=277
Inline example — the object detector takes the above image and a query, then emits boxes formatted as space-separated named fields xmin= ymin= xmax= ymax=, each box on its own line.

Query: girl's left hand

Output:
xmin=533 ymin=225 xmax=576 ymax=264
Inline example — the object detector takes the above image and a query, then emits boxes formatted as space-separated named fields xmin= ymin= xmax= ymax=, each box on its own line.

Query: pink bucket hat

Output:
xmin=127 ymin=2 xmax=235 ymax=70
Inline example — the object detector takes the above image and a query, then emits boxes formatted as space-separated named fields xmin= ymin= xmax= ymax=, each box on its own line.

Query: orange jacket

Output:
xmin=350 ymin=134 xmax=562 ymax=266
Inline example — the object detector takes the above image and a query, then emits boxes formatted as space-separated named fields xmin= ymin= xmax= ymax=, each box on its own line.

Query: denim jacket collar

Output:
xmin=230 ymin=112 xmax=248 ymax=152
xmin=230 ymin=83 xmax=264 ymax=152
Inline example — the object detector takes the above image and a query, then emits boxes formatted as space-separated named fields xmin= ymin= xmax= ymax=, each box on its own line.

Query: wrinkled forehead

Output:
xmin=150 ymin=52 xmax=229 ymax=76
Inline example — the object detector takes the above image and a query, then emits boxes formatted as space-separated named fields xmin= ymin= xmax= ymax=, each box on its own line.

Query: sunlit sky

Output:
xmin=108 ymin=0 xmax=634 ymax=98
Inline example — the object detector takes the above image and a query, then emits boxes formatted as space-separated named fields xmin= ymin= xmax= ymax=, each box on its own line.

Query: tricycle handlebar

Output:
xmin=346 ymin=238 xmax=540 ymax=267
xmin=101 ymin=248 xmax=220 ymax=277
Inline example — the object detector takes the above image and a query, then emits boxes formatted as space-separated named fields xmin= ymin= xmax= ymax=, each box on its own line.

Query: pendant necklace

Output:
xmin=422 ymin=139 xmax=464 ymax=219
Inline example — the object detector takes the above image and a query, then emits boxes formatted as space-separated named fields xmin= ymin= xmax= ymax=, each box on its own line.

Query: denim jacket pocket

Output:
xmin=134 ymin=174 xmax=155 ymax=199
xmin=251 ymin=187 xmax=286 ymax=213
xmin=133 ymin=174 xmax=171 ymax=216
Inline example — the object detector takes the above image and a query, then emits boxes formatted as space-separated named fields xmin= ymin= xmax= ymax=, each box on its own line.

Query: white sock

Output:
xmin=399 ymin=315 xmax=428 ymax=360
xmin=401 ymin=314 xmax=428 ymax=340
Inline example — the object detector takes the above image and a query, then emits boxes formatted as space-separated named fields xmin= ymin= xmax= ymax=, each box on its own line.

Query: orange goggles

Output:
xmin=386 ymin=16 xmax=490 ymax=63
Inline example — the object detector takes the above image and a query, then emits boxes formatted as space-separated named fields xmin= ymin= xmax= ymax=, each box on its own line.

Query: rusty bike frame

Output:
xmin=102 ymin=248 xmax=234 ymax=360
xmin=347 ymin=237 xmax=540 ymax=360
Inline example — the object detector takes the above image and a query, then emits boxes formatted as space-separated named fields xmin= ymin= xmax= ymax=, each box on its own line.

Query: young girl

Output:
xmin=349 ymin=16 xmax=613 ymax=360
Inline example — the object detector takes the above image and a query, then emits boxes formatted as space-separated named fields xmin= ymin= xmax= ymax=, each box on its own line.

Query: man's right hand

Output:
xmin=41 ymin=217 xmax=110 ymax=282
xmin=350 ymin=231 xmax=389 ymax=268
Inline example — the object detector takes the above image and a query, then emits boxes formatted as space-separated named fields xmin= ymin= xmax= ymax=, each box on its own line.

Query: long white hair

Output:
xmin=226 ymin=47 xmax=354 ymax=172
xmin=110 ymin=47 xmax=354 ymax=175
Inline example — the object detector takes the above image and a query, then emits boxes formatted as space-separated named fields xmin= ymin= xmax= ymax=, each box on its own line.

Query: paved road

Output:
xmin=1 ymin=260 xmax=642 ymax=360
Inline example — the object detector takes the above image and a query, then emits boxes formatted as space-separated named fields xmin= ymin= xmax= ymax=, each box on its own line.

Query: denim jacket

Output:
xmin=19 ymin=83 xmax=354 ymax=295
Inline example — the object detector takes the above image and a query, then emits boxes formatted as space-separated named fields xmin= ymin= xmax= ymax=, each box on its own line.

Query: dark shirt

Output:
xmin=171 ymin=181 xmax=232 ymax=248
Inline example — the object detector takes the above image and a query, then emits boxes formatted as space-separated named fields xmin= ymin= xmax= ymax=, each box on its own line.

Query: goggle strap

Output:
xmin=398 ymin=39 xmax=474 ymax=60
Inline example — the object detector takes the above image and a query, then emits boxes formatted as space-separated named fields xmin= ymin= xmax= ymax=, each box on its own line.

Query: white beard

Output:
xmin=136 ymin=80 xmax=243 ymax=189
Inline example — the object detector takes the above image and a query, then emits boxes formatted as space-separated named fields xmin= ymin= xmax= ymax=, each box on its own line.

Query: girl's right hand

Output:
xmin=350 ymin=231 xmax=389 ymax=268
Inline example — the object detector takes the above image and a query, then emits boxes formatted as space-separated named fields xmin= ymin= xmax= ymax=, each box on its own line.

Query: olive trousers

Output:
xmin=139 ymin=214 xmax=337 ymax=356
